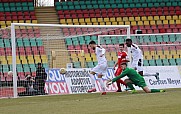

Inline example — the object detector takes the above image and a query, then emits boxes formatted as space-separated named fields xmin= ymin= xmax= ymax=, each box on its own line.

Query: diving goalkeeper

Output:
xmin=107 ymin=59 xmax=165 ymax=93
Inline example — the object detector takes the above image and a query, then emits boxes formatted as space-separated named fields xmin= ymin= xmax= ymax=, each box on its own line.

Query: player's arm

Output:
xmin=97 ymin=46 xmax=106 ymax=57
xmin=107 ymin=68 xmax=129 ymax=85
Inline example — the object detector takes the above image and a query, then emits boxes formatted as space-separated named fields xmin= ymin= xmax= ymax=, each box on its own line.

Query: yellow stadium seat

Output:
xmin=60 ymin=19 xmax=66 ymax=24
xmin=150 ymin=51 xmax=155 ymax=56
xmin=144 ymin=51 xmax=149 ymax=55
xmin=138 ymin=21 xmax=143 ymax=25
xmin=72 ymin=19 xmax=78 ymax=23
xmin=147 ymin=16 xmax=153 ymax=21
xmin=79 ymin=18 xmax=85 ymax=23
xmin=135 ymin=17 xmax=140 ymax=21
xmin=85 ymin=18 xmax=91 ymax=23
xmin=13 ymin=20 xmax=18 ymax=23
xmin=106 ymin=22 xmax=111 ymax=25
xmin=160 ymin=16 xmax=165 ymax=20
xmin=157 ymin=51 xmax=163 ymax=55
xmin=112 ymin=22 xmax=118 ymax=25
xmin=84 ymin=53 xmax=90 ymax=57
xmin=166 ymin=16 xmax=172 ymax=20
xmin=25 ymin=20 xmax=31 ymax=23
xmin=173 ymin=54 xmax=179 ymax=59
xmin=0 ymin=21 xmax=6 ymax=25
xmin=116 ymin=17 xmax=122 ymax=22
xmin=170 ymin=50 xmax=177 ymax=56
xmin=164 ymin=50 xmax=169 ymax=56
xmin=66 ymin=19 xmax=72 ymax=24
xmin=16 ymin=59 xmax=21 ymax=64
xmin=92 ymin=56 xmax=97 ymax=61
xmin=71 ymin=53 xmax=77 ymax=57
xmin=147 ymin=55 xmax=152 ymax=60
xmin=131 ymin=21 xmax=136 ymax=26
xmin=87 ymin=22 xmax=92 ymax=25
xmin=99 ymin=22 xmax=105 ymax=25
xmin=123 ymin=17 xmax=128 ymax=21
xmin=18 ymin=20 xmax=24 ymax=23
xmin=159 ymin=55 xmax=165 ymax=59
xmin=80 ymin=23 xmax=86 ymax=25
xmin=32 ymin=20 xmax=37 ymax=24
xmin=129 ymin=17 xmax=134 ymax=21
xmin=179 ymin=15 xmax=181 ymax=20
xmin=153 ymin=55 xmax=159 ymax=59
xmin=0 ymin=56 xmax=7 ymax=64
xmin=154 ymin=16 xmax=159 ymax=20
xmin=169 ymin=20 xmax=175 ymax=24
xmin=156 ymin=20 xmax=162 ymax=25
xmin=163 ymin=20 xmax=168 ymax=24
xmin=91 ymin=18 xmax=97 ymax=23
xmin=1 ymin=26 xmax=6 ymax=28
xmin=111 ymin=52 xmax=117 ymax=57
xmin=93 ymin=22 xmax=98 ymax=25
xmin=72 ymin=57 xmax=78 ymax=62
xmin=176 ymin=20 xmax=181 ymax=24
xmin=104 ymin=18 xmax=109 ymax=22
xmin=21 ymin=58 xmax=27 ymax=64
xmin=118 ymin=22 xmax=124 ymax=25
xmin=98 ymin=18 xmax=103 ymax=22
xmin=112 ymin=56 xmax=117 ymax=61
xmin=144 ymin=21 xmax=149 ymax=25
xmin=74 ymin=23 xmax=79 ymax=25
xmin=85 ymin=57 xmax=92 ymax=62
xmin=166 ymin=55 xmax=172 ymax=59
xmin=173 ymin=15 xmax=178 ymax=20
xmin=110 ymin=17 xmax=116 ymax=22
xmin=150 ymin=20 xmax=155 ymax=25
xmin=125 ymin=21 xmax=130 ymax=25
xmin=141 ymin=16 xmax=147 ymax=21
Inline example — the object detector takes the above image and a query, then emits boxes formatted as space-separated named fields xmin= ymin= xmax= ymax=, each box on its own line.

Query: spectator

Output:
xmin=35 ymin=63 xmax=47 ymax=95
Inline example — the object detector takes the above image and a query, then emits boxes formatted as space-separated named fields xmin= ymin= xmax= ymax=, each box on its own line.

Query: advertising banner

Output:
xmin=45 ymin=66 xmax=181 ymax=94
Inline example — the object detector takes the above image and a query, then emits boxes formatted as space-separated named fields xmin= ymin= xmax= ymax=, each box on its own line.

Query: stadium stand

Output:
xmin=54 ymin=0 xmax=181 ymax=68
xmin=0 ymin=0 xmax=48 ymax=80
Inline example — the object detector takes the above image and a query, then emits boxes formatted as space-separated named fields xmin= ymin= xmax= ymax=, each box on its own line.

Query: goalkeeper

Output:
xmin=107 ymin=59 xmax=165 ymax=93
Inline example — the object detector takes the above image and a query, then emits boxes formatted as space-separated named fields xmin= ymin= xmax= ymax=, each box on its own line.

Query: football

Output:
xmin=8 ymin=71 xmax=13 ymax=76
xmin=59 ymin=68 xmax=66 ymax=74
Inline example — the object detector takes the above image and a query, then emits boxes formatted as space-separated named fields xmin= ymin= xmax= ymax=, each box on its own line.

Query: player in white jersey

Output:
xmin=126 ymin=39 xmax=144 ymax=76
xmin=87 ymin=41 xmax=108 ymax=95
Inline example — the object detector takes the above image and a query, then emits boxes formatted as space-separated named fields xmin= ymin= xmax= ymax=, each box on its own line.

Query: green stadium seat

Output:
xmin=130 ymin=3 xmax=135 ymax=8
xmin=23 ymin=39 xmax=30 ymax=47
xmin=92 ymin=1 xmax=97 ymax=5
xmin=143 ymin=60 xmax=149 ymax=66
xmin=69 ymin=5 xmax=74 ymax=10
xmin=87 ymin=62 xmax=94 ymax=68
xmin=176 ymin=58 xmax=181 ymax=65
xmin=0 ymin=39 xmax=4 ymax=47
xmin=81 ymin=5 xmax=87 ymax=9
xmin=166 ymin=2 xmax=171 ymax=6
xmin=16 ymin=3 xmax=21 ymax=7
xmin=55 ymin=2 xmax=61 ymax=6
xmin=67 ymin=1 xmax=73 ymax=6
xmin=29 ymin=7 xmax=34 ymax=11
xmin=0 ymin=3 xmax=2 ymax=7
xmin=163 ymin=35 xmax=169 ymax=42
xmin=3 ymin=65 xmax=9 ymax=72
xmin=105 ymin=37 xmax=112 ymax=44
xmin=73 ymin=62 xmax=81 ymax=68
xmin=56 ymin=6 xmax=61 ymax=10
xmin=169 ymin=59 xmax=177 ymax=65
xmin=147 ymin=3 xmax=153 ymax=7
xmin=87 ymin=5 xmax=92 ymax=9
xmin=111 ymin=37 xmax=118 ymax=44
xmin=17 ymin=64 xmax=23 ymax=72
xmin=65 ymin=38 xmax=72 ymax=45
xmin=153 ymin=3 xmax=159 ymax=7
xmin=28 ymin=2 xmax=34 ymax=7
xmin=23 ymin=7 xmax=28 ymax=11
xmin=79 ymin=1 xmax=85 ymax=5
xmin=162 ymin=59 xmax=170 ymax=66
xmin=4 ymin=39 xmax=11 ymax=47
xmin=29 ymin=64 xmax=36 ymax=72
xmin=22 ymin=2 xmax=27 ymax=7
xmin=73 ymin=40 xmax=79 ymax=45
xmin=155 ymin=59 xmax=162 ymax=66
xmin=149 ymin=60 xmax=156 ymax=66
xmin=93 ymin=61 xmax=98 ymax=66
xmin=156 ymin=35 xmax=163 ymax=42
xmin=93 ymin=4 xmax=98 ymax=9
xmin=75 ymin=5 xmax=81 ymax=10
xmin=99 ymin=4 xmax=105 ymax=9
xmin=5 ymin=7 xmax=10 ymax=12
xmin=176 ymin=34 xmax=181 ymax=42
xmin=36 ymin=39 xmax=43 ymax=46
xmin=117 ymin=4 xmax=123 ymax=8
xmin=17 ymin=39 xmax=24 ymax=47
xmin=150 ymin=35 xmax=156 ymax=42
xmin=108 ymin=61 xmax=115 ymax=67
xmin=0 ymin=7 xmax=4 ymax=12
xmin=143 ymin=36 xmax=150 ymax=43
xmin=111 ymin=4 xmax=117 ymax=8
xmin=29 ymin=39 xmax=37 ymax=46
xmin=105 ymin=4 xmax=111 ymax=8
xmin=135 ymin=3 xmax=141 ymax=8
xmin=139 ymin=36 xmax=144 ymax=43
xmin=16 ymin=7 xmax=22 ymax=11
xmin=11 ymin=7 xmax=16 ymax=12
xmin=172 ymin=2 xmax=178 ymax=6
xmin=10 ymin=3 xmax=15 ymax=7
xmin=43 ymin=63 xmax=48 ymax=68
xmin=4 ymin=3 xmax=9 ymax=7
xmin=85 ymin=1 xmax=91 ymax=5
xmin=142 ymin=3 xmax=147 ymax=8
xmin=23 ymin=64 xmax=30 ymax=72
xmin=123 ymin=4 xmax=129 ymax=8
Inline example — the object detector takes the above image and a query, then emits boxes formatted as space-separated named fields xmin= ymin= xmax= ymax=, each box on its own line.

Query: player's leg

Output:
xmin=124 ymin=79 xmax=135 ymax=90
xmin=97 ymin=74 xmax=106 ymax=95
xmin=138 ymin=59 xmax=144 ymax=76
xmin=115 ymin=68 xmax=126 ymax=92
xmin=88 ymin=71 xmax=97 ymax=92
xmin=142 ymin=86 xmax=165 ymax=93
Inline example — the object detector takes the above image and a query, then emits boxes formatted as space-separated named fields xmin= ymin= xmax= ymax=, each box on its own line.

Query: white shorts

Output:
xmin=132 ymin=59 xmax=143 ymax=72
xmin=91 ymin=63 xmax=108 ymax=75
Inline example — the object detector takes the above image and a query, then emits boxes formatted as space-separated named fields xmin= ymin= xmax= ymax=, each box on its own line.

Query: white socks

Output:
xmin=89 ymin=73 xmax=96 ymax=88
xmin=97 ymin=78 xmax=106 ymax=92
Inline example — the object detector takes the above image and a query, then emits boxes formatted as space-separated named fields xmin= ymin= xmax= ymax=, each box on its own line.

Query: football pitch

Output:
xmin=0 ymin=88 xmax=181 ymax=114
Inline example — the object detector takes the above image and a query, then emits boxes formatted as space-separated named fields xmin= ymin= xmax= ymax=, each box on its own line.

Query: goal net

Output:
xmin=0 ymin=23 xmax=130 ymax=98
xmin=98 ymin=33 xmax=181 ymax=67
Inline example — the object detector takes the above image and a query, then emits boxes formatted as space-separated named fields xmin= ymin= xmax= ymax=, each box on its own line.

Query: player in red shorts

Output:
xmin=113 ymin=44 xmax=127 ymax=92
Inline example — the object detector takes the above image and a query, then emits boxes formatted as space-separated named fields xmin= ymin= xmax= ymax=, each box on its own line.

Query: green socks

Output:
xmin=126 ymin=82 xmax=135 ymax=90
xmin=151 ymin=89 xmax=165 ymax=93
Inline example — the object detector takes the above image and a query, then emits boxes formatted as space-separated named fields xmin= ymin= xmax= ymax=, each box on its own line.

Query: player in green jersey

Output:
xmin=107 ymin=60 xmax=165 ymax=93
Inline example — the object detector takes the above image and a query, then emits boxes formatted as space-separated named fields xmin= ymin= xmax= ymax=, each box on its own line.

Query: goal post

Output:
xmin=9 ymin=23 xmax=131 ymax=98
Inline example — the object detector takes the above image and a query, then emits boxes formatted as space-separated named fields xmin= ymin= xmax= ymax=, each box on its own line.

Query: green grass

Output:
xmin=1 ymin=88 xmax=181 ymax=114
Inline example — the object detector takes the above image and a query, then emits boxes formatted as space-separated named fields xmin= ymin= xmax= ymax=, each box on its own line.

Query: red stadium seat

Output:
xmin=147 ymin=29 xmax=153 ymax=34
xmin=119 ymin=8 xmax=125 ymax=13
xmin=166 ymin=29 xmax=172 ymax=33
xmin=113 ymin=8 xmax=119 ymax=13
xmin=159 ymin=29 xmax=166 ymax=33
xmin=173 ymin=28 xmax=178 ymax=33
xmin=163 ymin=24 xmax=169 ymax=29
